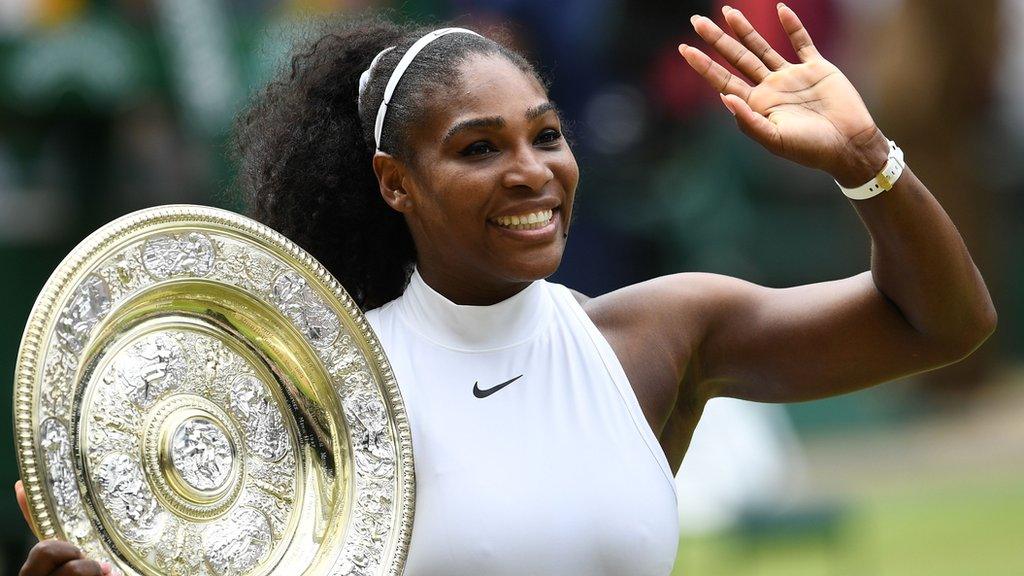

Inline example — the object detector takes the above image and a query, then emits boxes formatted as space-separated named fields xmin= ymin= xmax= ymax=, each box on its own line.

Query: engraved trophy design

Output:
xmin=13 ymin=206 xmax=414 ymax=576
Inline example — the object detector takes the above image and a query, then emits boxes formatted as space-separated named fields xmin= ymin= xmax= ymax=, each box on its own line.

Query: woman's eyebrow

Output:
xmin=442 ymin=102 xmax=560 ymax=144
xmin=443 ymin=116 xmax=505 ymax=144
xmin=525 ymin=101 xmax=558 ymax=120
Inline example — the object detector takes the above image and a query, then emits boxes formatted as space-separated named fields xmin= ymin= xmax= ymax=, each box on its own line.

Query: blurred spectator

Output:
xmin=676 ymin=398 xmax=807 ymax=535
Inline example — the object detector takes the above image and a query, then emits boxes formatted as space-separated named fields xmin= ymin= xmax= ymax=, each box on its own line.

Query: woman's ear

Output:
xmin=373 ymin=151 xmax=413 ymax=213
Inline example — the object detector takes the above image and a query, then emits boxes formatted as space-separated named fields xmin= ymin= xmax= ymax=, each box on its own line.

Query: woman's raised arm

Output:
xmin=592 ymin=4 xmax=995 ymax=410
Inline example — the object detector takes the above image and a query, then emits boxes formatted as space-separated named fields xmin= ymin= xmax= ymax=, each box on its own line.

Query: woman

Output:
xmin=16 ymin=5 xmax=996 ymax=575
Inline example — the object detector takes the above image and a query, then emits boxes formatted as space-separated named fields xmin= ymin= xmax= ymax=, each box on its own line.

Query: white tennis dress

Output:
xmin=365 ymin=268 xmax=679 ymax=576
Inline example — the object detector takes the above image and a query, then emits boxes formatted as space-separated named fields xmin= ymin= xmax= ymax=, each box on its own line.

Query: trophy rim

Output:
xmin=13 ymin=204 xmax=415 ymax=576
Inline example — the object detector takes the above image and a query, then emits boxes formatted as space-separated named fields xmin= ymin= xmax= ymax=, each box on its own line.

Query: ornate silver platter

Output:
xmin=14 ymin=205 xmax=414 ymax=576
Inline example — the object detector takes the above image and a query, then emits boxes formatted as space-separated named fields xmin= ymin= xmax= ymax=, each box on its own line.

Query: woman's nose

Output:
xmin=501 ymin=145 xmax=554 ymax=191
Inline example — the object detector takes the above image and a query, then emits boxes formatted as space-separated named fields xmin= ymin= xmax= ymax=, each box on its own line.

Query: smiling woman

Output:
xmin=14 ymin=5 xmax=998 ymax=576
xmin=231 ymin=16 xmax=575 ymax=310
xmin=369 ymin=48 xmax=578 ymax=305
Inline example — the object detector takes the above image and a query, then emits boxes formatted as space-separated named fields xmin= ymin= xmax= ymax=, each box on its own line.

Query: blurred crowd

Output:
xmin=0 ymin=0 xmax=1020 ymax=572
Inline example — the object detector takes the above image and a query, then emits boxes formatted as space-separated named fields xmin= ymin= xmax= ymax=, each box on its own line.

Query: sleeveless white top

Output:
xmin=365 ymin=269 xmax=679 ymax=576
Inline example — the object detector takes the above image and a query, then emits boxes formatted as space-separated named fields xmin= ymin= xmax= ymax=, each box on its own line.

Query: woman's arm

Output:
xmin=593 ymin=4 xmax=995 ymax=409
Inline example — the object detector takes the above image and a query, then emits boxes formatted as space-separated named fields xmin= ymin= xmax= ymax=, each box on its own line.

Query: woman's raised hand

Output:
xmin=680 ymin=3 xmax=890 ymax=187
xmin=14 ymin=480 xmax=115 ymax=576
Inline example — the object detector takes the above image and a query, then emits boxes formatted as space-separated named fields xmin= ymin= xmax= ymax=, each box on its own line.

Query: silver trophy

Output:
xmin=14 ymin=205 xmax=415 ymax=576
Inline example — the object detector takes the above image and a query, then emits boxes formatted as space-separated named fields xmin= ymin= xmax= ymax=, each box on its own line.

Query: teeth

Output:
xmin=493 ymin=209 xmax=554 ymax=230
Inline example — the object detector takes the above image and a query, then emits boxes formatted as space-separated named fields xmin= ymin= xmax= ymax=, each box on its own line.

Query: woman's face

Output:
xmin=380 ymin=53 xmax=579 ymax=302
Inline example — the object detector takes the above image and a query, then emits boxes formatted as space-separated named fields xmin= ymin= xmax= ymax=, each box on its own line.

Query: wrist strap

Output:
xmin=837 ymin=140 xmax=906 ymax=200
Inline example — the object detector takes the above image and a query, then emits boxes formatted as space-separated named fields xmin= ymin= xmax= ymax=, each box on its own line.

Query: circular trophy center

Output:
xmin=169 ymin=417 xmax=233 ymax=492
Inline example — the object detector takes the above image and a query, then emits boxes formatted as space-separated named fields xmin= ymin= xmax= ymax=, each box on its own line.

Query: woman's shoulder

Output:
xmin=541 ymin=278 xmax=590 ymax=306
xmin=566 ymin=287 xmax=590 ymax=306
xmin=567 ymin=272 xmax=748 ymax=327
xmin=560 ymin=273 xmax=748 ymax=368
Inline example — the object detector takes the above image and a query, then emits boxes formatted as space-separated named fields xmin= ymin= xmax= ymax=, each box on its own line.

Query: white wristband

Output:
xmin=836 ymin=140 xmax=905 ymax=200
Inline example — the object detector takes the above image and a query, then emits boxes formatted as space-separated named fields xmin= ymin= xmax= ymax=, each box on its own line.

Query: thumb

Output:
xmin=720 ymin=93 xmax=781 ymax=151
xmin=15 ymin=480 xmax=34 ymax=534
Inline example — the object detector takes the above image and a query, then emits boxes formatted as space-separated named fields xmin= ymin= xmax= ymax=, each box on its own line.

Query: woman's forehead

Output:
xmin=437 ymin=55 xmax=549 ymax=121
xmin=456 ymin=53 xmax=543 ymax=95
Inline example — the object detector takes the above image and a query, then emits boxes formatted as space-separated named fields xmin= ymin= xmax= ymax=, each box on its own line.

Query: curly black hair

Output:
xmin=231 ymin=14 xmax=544 ymax=310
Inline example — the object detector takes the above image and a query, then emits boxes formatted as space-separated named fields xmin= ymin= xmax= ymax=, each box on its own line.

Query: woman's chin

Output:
xmin=498 ymin=249 xmax=564 ymax=283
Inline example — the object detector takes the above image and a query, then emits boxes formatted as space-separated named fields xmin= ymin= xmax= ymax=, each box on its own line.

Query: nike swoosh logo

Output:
xmin=473 ymin=375 xmax=523 ymax=398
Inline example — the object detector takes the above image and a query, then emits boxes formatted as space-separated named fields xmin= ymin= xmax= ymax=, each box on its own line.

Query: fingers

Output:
xmin=20 ymin=540 xmax=115 ymax=576
xmin=720 ymin=93 xmax=782 ymax=151
xmin=690 ymin=14 xmax=771 ymax=83
xmin=51 ymin=558 xmax=109 ymax=576
xmin=20 ymin=539 xmax=83 ymax=575
xmin=677 ymin=44 xmax=753 ymax=100
xmin=15 ymin=481 xmax=32 ymax=530
xmin=721 ymin=5 xmax=791 ymax=71
xmin=14 ymin=488 xmax=117 ymax=576
xmin=777 ymin=3 xmax=820 ymax=62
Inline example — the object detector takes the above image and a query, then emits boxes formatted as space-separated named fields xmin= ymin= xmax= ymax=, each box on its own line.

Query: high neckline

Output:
xmin=395 ymin=267 xmax=553 ymax=352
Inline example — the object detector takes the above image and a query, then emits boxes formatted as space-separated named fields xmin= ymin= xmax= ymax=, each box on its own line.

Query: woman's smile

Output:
xmin=488 ymin=207 xmax=561 ymax=241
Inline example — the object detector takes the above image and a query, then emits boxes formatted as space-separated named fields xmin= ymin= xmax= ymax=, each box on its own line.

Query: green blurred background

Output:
xmin=0 ymin=0 xmax=1021 ymax=574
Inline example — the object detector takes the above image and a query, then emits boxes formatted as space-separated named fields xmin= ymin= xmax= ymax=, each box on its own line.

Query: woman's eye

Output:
xmin=460 ymin=141 xmax=497 ymax=156
xmin=535 ymin=128 xmax=562 ymax=146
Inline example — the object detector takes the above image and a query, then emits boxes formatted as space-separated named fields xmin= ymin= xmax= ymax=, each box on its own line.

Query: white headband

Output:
xmin=358 ymin=27 xmax=482 ymax=152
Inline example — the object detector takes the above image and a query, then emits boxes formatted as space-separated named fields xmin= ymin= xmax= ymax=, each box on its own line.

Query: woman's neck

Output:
xmin=416 ymin=261 xmax=533 ymax=306
xmin=395 ymin=265 xmax=553 ymax=351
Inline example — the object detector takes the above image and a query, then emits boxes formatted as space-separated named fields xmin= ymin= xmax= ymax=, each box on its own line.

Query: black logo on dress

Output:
xmin=473 ymin=375 xmax=522 ymax=398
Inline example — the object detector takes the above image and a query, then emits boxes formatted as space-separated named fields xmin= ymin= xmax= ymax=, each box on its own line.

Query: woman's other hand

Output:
xmin=680 ymin=3 xmax=890 ymax=187
xmin=15 ymin=480 xmax=114 ymax=576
